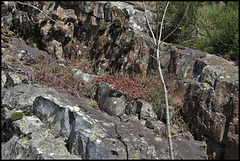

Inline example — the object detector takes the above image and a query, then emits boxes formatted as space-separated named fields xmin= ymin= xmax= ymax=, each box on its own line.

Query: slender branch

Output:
xmin=15 ymin=1 xmax=57 ymax=23
xmin=142 ymin=1 xmax=157 ymax=45
xmin=156 ymin=1 xmax=159 ymax=44
xmin=160 ymin=3 xmax=190 ymax=45
xmin=158 ymin=2 xmax=169 ymax=47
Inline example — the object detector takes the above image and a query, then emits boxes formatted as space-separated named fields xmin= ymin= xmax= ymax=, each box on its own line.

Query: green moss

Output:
xmin=78 ymin=105 xmax=88 ymax=112
xmin=1 ymin=104 xmax=9 ymax=108
xmin=90 ymin=101 xmax=98 ymax=109
xmin=11 ymin=112 xmax=23 ymax=121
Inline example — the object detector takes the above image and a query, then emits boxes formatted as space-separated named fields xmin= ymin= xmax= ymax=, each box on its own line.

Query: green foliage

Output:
xmin=195 ymin=1 xmax=239 ymax=61
xmin=154 ymin=1 xmax=202 ymax=44
xmin=11 ymin=112 xmax=23 ymax=121
xmin=152 ymin=1 xmax=239 ymax=62
xmin=49 ymin=1 xmax=54 ymax=6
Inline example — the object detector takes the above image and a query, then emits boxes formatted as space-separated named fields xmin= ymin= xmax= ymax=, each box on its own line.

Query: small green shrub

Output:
xmin=195 ymin=1 xmax=239 ymax=61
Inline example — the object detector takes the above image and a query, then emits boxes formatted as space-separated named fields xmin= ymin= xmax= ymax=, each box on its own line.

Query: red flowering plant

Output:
xmin=28 ymin=59 xmax=89 ymax=99
xmin=95 ymin=73 xmax=165 ymax=102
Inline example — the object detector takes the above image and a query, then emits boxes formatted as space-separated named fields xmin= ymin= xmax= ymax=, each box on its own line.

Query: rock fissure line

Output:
xmin=114 ymin=124 xmax=129 ymax=160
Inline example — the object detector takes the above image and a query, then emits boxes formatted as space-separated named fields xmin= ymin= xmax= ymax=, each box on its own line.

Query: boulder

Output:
xmin=94 ymin=83 xmax=126 ymax=116
xmin=178 ymin=53 xmax=238 ymax=159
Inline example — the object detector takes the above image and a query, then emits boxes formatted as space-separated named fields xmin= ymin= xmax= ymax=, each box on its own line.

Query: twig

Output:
xmin=160 ymin=3 xmax=190 ymax=45
xmin=143 ymin=1 xmax=157 ymax=45
xmin=15 ymin=1 xmax=57 ymax=23
xmin=158 ymin=2 xmax=169 ymax=47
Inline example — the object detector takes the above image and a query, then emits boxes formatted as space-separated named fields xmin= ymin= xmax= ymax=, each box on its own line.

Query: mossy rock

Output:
xmin=11 ymin=112 xmax=23 ymax=121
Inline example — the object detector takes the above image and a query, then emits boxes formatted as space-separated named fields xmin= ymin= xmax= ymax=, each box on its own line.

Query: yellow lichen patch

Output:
xmin=1 ymin=29 xmax=8 ymax=34
xmin=90 ymin=124 xmax=101 ymax=141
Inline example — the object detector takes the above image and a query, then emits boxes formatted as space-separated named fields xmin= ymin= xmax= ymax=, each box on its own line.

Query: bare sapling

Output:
xmin=143 ymin=1 xmax=174 ymax=159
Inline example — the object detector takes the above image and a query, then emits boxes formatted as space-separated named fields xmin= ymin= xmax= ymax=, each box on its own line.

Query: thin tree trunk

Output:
xmin=156 ymin=47 xmax=174 ymax=159
xmin=143 ymin=1 xmax=174 ymax=159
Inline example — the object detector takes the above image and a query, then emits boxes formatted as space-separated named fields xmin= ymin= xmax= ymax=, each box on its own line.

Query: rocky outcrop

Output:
xmin=1 ymin=84 xmax=207 ymax=159
xmin=6 ymin=1 xmax=156 ymax=76
xmin=165 ymin=49 xmax=239 ymax=159
xmin=1 ymin=1 xmax=238 ymax=160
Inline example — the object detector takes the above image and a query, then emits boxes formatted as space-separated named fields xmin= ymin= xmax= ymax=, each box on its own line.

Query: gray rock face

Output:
xmin=1 ymin=84 xmax=207 ymax=159
xmin=165 ymin=49 xmax=239 ymax=159
xmin=1 ymin=1 xmax=238 ymax=160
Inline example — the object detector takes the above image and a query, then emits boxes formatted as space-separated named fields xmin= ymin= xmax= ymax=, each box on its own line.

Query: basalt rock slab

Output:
xmin=1 ymin=84 xmax=207 ymax=159
xmin=172 ymin=52 xmax=239 ymax=159
xmin=6 ymin=1 xmax=158 ymax=76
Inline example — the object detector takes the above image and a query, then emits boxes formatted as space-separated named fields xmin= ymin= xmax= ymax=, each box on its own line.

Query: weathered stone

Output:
xmin=153 ymin=102 xmax=175 ymax=122
xmin=139 ymin=100 xmax=158 ymax=120
xmin=224 ymin=120 xmax=239 ymax=159
xmin=2 ymin=1 xmax=238 ymax=159
xmin=1 ymin=128 xmax=81 ymax=159
xmin=94 ymin=83 xmax=126 ymax=116
xmin=1 ymin=83 xmax=207 ymax=159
